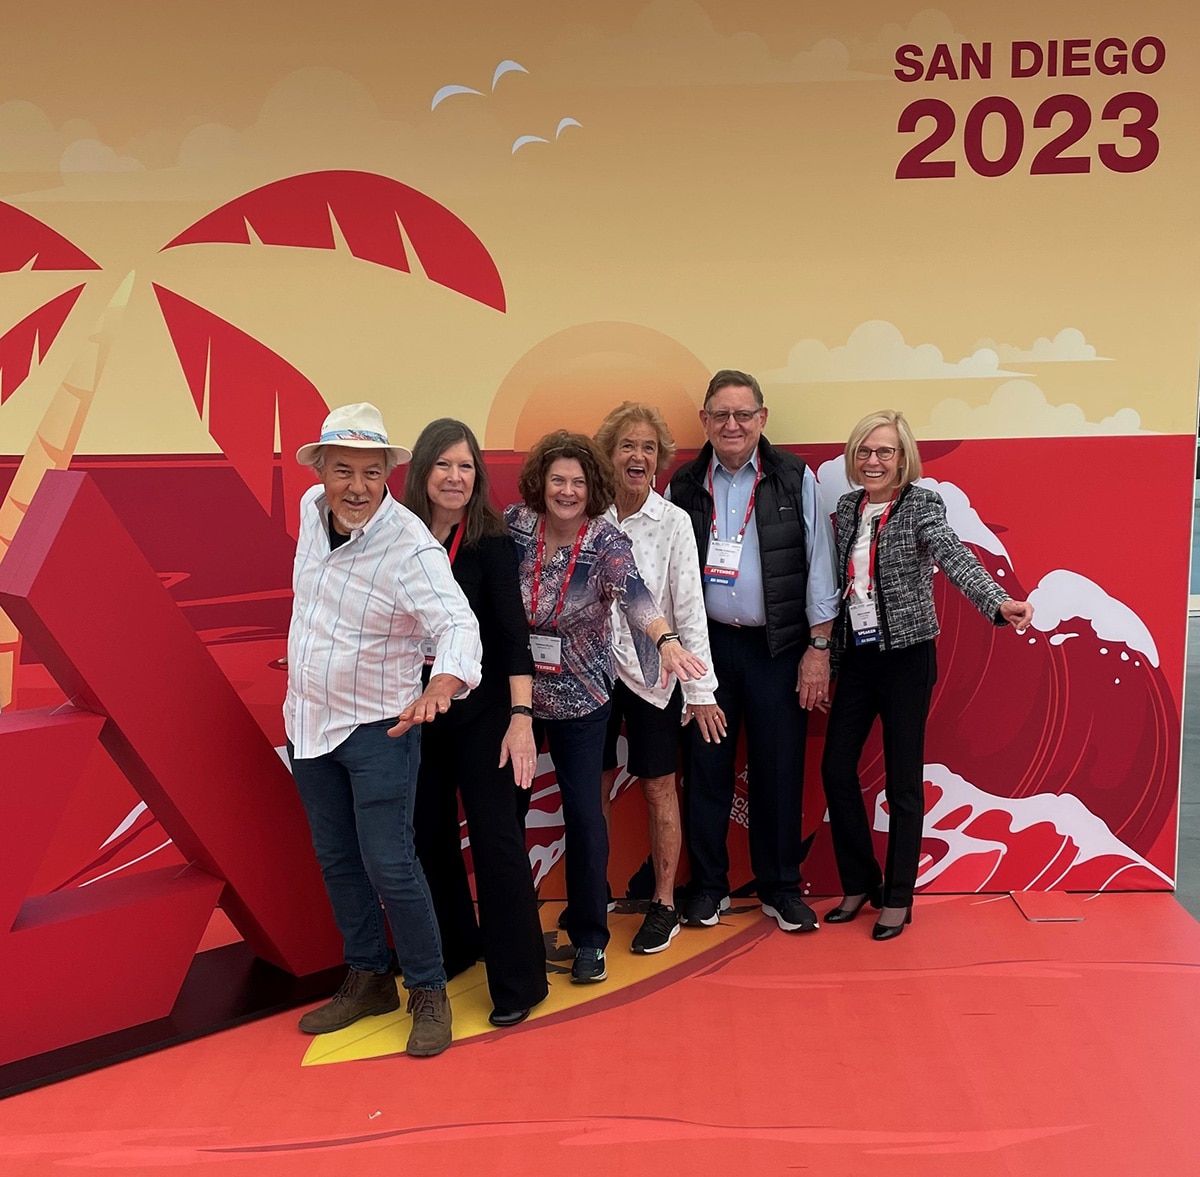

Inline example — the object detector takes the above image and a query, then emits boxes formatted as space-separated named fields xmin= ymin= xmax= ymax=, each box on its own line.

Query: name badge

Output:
xmin=529 ymin=632 xmax=563 ymax=674
xmin=418 ymin=636 xmax=437 ymax=666
xmin=849 ymin=597 xmax=879 ymax=646
xmin=703 ymin=538 xmax=744 ymax=586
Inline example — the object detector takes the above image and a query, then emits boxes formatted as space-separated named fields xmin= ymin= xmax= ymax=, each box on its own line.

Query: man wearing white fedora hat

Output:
xmin=286 ymin=402 xmax=483 ymax=1058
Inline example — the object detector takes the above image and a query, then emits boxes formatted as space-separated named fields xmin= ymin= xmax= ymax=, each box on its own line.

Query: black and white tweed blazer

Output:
xmin=831 ymin=483 xmax=1009 ymax=653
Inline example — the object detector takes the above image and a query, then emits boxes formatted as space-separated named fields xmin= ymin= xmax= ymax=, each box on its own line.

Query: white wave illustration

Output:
xmin=919 ymin=478 xmax=1011 ymax=562
xmin=813 ymin=461 xmax=1011 ymax=563
xmin=895 ymin=763 xmax=1173 ymax=890
xmin=1028 ymin=569 xmax=1159 ymax=667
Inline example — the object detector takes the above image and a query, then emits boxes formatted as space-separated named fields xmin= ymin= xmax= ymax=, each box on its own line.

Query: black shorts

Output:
xmin=602 ymin=679 xmax=684 ymax=779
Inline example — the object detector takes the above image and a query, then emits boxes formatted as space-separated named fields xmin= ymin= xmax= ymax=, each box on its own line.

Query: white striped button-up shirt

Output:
xmin=284 ymin=486 xmax=483 ymax=759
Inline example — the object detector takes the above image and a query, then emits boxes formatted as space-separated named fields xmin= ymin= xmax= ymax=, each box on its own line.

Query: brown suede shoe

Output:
xmin=405 ymin=987 xmax=452 ymax=1057
xmin=298 ymin=968 xmax=400 ymax=1035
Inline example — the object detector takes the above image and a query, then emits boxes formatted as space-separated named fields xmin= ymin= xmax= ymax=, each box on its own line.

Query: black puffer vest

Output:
xmin=669 ymin=438 xmax=810 ymax=657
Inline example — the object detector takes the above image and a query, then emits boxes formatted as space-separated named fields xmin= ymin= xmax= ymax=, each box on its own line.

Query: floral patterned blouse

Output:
xmin=506 ymin=505 xmax=661 ymax=719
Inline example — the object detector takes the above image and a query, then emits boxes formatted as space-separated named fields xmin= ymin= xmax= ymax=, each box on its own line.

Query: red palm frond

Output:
xmin=161 ymin=170 xmax=505 ymax=311
xmin=0 ymin=286 xmax=85 ymax=403
xmin=154 ymin=285 xmax=329 ymax=537
xmin=0 ymin=204 xmax=100 ymax=271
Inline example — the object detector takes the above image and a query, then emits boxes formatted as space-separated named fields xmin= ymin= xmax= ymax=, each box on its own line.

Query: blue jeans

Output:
xmin=289 ymin=720 xmax=446 ymax=990
xmin=535 ymin=701 xmax=611 ymax=951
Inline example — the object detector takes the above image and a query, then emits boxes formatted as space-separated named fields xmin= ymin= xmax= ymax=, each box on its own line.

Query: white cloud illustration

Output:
xmin=546 ymin=0 xmax=880 ymax=87
xmin=60 ymin=138 xmax=144 ymax=173
xmin=923 ymin=380 xmax=1143 ymax=438
xmin=0 ymin=101 xmax=145 ymax=175
xmin=973 ymin=328 xmax=1111 ymax=363
xmin=851 ymin=10 xmax=962 ymax=66
xmin=765 ymin=320 xmax=1026 ymax=384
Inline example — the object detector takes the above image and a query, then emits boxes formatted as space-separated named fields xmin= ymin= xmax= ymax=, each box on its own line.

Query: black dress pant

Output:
xmin=686 ymin=622 xmax=807 ymax=901
xmin=534 ymin=701 xmax=612 ymax=951
xmin=413 ymin=705 xmax=548 ymax=1012
xmin=821 ymin=639 xmax=937 ymax=908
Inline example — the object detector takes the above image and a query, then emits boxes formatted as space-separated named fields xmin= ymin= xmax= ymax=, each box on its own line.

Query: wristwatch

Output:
xmin=809 ymin=636 xmax=831 ymax=650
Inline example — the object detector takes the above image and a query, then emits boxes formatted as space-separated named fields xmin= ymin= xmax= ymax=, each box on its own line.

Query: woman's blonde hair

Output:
xmin=593 ymin=401 xmax=677 ymax=472
xmin=844 ymin=410 xmax=922 ymax=488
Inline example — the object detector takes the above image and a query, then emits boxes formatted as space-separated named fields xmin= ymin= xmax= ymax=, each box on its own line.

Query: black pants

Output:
xmin=686 ymin=622 xmax=806 ymax=901
xmin=534 ymin=701 xmax=612 ymax=951
xmin=413 ymin=705 xmax=548 ymax=1012
xmin=821 ymin=640 xmax=937 ymax=908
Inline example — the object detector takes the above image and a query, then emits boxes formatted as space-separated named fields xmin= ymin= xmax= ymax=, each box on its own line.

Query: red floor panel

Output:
xmin=0 ymin=893 xmax=1197 ymax=1176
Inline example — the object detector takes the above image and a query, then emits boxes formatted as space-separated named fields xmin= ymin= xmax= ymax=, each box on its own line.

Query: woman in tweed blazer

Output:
xmin=820 ymin=411 xmax=1033 ymax=940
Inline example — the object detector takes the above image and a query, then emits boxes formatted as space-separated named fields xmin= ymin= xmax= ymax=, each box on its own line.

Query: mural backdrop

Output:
xmin=1 ymin=0 xmax=1197 ymax=1062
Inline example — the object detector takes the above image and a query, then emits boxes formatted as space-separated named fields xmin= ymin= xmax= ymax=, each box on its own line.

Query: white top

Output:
xmin=285 ymin=486 xmax=483 ymax=758
xmin=850 ymin=499 xmax=891 ymax=602
xmin=604 ymin=489 xmax=718 ymax=709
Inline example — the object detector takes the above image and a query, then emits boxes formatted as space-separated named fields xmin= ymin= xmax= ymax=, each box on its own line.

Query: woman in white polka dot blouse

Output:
xmin=594 ymin=402 xmax=725 ymax=956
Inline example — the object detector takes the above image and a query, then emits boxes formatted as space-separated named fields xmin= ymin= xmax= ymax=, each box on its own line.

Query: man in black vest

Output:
xmin=669 ymin=370 xmax=839 ymax=932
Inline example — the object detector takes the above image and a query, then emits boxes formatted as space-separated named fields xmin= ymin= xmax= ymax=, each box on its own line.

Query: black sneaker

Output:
xmin=762 ymin=895 xmax=819 ymax=932
xmin=631 ymin=901 xmax=680 ymax=954
xmin=680 ymin=892 xmax=730 ymax=927
xmin=570 ymin=947 xmax=607 ymax=984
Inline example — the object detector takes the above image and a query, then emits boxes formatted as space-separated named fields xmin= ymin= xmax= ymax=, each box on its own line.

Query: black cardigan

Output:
xmin=424 ymin=528 xmax=535 ymax=728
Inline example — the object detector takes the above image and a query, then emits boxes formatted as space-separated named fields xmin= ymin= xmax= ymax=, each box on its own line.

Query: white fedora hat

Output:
xmin=296 ymin=402 xmax=412 ymax=466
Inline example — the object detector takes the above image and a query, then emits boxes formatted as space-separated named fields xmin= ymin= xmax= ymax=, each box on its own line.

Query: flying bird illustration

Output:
xmin=512 ymin=118 xmax=581 ymax=154
xmin=432 ymin=59 xmax=530 ymax=111
xmin=431 ymin=83 xmax=483 ymax=111
xmin=492 ymin=59 xmax=529 ymax=89
xmin=511 ymin=135 xmax=549 ymax=154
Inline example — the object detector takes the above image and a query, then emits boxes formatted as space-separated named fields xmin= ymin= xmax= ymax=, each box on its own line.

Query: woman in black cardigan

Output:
xmin=405 ymin=419 xmax=548 ymax=1026
xmin=821 ymin=411 xmax=1033 ymax=941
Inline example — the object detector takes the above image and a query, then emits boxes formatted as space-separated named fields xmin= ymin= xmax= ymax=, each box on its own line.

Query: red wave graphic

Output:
xmin=918 ymin=773 xmax=1169 ymax=892
xmin=803 ymin=552 xmax=1177 ymax=885
xmin=924 ymin=561 xmax=1177 ymax=854
xmin=153 ymin=285 xmax=330 ymax=537
xmin=0 ymin=203 xmax=100 ymax=271
xmin=160 ymin=170 xmax=506 ymax=311
xmin=0 ymin=286 xmax=85 ymax=403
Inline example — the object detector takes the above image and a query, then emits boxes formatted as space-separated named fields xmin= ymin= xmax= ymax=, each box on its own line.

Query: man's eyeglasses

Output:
xmin=855 ymin=446 xmax=898 ymax=461
xmin=705 ymin=409 xmax=762 ymax=425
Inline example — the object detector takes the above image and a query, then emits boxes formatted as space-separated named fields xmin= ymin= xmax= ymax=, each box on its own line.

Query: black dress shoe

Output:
xmin=488 ymin=1007 xmax=531 ymax=1027
xmin=871 ymin=906 xmax=913 ymax=941
xmin=823 ymin=889 xmax=882 ymax=925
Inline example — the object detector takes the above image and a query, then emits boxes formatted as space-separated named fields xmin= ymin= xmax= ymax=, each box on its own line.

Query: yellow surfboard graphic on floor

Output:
xmin=301 ymin=901 xmax=761 ymax=1065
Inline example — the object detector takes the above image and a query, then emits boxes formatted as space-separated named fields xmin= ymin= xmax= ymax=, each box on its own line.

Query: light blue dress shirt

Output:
xmin=698 ymin=450 xmax=840 ymax=629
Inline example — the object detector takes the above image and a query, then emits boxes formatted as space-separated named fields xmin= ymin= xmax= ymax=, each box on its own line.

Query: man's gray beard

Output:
xmin=333 ymin=511 xmax=363 ymax=534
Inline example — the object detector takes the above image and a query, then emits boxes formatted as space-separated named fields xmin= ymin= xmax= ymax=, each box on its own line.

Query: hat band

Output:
xmin=319 ymin=429 xmax=389 ymax=444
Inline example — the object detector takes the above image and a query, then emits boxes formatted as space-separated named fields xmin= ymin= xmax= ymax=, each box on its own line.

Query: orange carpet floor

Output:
xmin=1 ymin=893 xmax=1198 ymax=1176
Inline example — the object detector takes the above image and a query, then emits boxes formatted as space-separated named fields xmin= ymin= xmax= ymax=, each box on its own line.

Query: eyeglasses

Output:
xmin=855 ymin=446 xmax=898 ymax=461
xmin=705 ymin=409 xmax=762 ymax=425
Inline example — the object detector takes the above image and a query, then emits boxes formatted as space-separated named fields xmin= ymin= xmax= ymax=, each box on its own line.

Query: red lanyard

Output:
xmin=529 ymin=516 xmax=586 ymax=630
xmin=707 ymin=460 xmax=762 ymax=542
xmin=446 ymin=522 xmax=464 ymax=566
xmin=847 ymin=494 xmax=897 ymax=594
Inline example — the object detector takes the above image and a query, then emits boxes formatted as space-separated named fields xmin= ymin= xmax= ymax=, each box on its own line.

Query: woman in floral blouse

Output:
xmin=506 ymin=431 xmax=706 ymax=984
